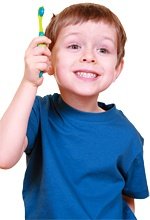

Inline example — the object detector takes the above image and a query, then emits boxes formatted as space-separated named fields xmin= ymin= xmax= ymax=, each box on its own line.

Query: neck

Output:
xmin=60 ymin=91 xmax=104 ymax=113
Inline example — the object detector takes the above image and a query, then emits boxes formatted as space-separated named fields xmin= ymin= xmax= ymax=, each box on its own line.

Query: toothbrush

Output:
xmin=38 ymin=6 xmax=45 ymax=78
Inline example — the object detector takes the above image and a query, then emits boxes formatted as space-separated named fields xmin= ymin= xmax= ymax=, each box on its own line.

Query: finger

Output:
xmin=36 ymin=62 xmax=51 ymax=73
xmin=32 ymin=46 xmax=51 ymax=57
xmin=33 ymin=56 xmax=51 ymax=70
xmin=28 ymin=36 xmax=51 ymax=49
xmin=34 ymin=55 xmax=51 ymax=66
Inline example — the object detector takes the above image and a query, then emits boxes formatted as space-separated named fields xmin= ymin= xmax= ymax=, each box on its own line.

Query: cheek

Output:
xmin=107 ymin=58 xmax=118 ymax=74
xmin=104 ymin=62 xmax=115 ymax=75
xmin=54 ymin=60 xmax=68 ymax=76
xmin=102 ymin=62 xmax=118 ymax=84
xmin=53 ymin=60 xmax=68 ymax=85
xmin=52 ymin=51 xmax=68 ymax=73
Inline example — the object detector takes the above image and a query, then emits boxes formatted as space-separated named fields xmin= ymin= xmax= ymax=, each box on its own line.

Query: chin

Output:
xmin=73 ymin=90 xmax=99 ymax=98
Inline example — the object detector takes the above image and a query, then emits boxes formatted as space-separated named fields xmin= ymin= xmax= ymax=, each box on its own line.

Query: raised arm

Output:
xmin=0 ymin=36 xmax=51 ymax=169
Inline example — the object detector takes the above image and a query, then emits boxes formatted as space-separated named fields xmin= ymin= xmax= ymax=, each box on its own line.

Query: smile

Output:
xmin=75 ymin=72 xmax=98 ymax=79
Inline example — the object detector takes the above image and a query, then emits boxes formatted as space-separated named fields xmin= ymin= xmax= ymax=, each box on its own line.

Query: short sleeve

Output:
xmin=123 ymin=152 xmax=149 ymax=199
xmin=25 ymin=96 xmax=40 ymax=155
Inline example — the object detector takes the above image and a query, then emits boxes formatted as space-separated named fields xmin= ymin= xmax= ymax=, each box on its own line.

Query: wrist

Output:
xmin=21 ymin=76 xmax=40 ymax=89
xmin=21 ymin=78 xmax=38 ymax=94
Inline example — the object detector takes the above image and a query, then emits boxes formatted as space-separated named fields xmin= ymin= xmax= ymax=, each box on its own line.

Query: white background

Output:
xmin=0 ymin=0 xmax=149 ymax=219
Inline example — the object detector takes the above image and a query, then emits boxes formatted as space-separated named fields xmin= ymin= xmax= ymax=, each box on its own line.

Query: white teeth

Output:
xmin=76 ymin=72 xmax=97 ymax=78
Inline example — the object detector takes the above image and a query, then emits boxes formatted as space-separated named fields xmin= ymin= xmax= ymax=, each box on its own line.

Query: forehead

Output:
xmin=58 ymin=21 xmax=117 ymax=43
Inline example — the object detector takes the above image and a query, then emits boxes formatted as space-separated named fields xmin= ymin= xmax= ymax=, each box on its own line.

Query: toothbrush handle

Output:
xmin=39 ymin=71 xmax=43 ymax=78
xmin=38 ymin=32 xmax=45 ymax=78
xmin=39 ymin=32 xmax=44 ymax=36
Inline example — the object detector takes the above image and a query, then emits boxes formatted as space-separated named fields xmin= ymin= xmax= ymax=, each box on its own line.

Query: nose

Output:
xmin=80 ymin=50 xmax=96 ymax=63
xmin=82 ymin=58 xmax=96 ymax=63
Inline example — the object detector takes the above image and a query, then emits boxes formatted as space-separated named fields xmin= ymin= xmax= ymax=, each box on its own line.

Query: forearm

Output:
xmin=0 ymin=79 xmax=37 ymax=169
xmin=0 ymin=36 xmax=51 ymax=169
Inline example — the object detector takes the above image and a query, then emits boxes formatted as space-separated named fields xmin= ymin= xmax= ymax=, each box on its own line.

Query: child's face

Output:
xmin=51 ymin=21 xmax=123 ymax=98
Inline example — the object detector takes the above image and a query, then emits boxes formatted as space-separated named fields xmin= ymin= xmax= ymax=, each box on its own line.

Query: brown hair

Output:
xmin=45 ymin=3 xmax=127 ymax=66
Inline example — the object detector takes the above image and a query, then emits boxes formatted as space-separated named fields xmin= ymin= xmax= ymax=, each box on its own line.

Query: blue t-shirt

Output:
xmin=24 ymin=93 xmax=149 ymax=219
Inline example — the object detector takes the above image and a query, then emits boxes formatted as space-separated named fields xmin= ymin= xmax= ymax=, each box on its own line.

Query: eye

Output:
xmin=97 ymin=48 xmax=109 ymax=54
xmin=67 ymin=44 xmax=81 ymax=50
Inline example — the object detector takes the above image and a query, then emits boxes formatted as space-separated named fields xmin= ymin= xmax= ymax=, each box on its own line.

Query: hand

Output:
xmin=24 ymin=36 xmax=52 ymax=87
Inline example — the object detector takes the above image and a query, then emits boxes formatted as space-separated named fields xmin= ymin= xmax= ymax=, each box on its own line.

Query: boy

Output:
xmin=0 ymin=3 xmax=149 ymax=219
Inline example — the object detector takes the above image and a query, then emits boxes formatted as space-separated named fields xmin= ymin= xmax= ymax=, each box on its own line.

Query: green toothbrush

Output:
xmin=38 ymin=6 xmax=45 ymax=78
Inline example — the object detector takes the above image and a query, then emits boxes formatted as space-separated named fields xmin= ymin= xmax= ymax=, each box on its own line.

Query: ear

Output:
xmin=47 ymin=65 xmax=55 ymax=76
xmin=113 ymin=59 xmax=124 ymax=81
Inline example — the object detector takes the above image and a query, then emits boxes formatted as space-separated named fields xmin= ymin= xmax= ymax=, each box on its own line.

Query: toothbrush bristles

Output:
xmin=38 ymin=6 xmax=44 ymax=17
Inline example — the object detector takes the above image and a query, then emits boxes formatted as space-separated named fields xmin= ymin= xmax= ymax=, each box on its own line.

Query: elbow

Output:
xmin=0 ymin=156 xmax=18 ymax=169
xmin=0 ymin=139 xmax=26 ymax=169
xmin=0 ymin=160 xmax=15 ymax=169
xmin=0 ymin=165 xmax=12 ymax=170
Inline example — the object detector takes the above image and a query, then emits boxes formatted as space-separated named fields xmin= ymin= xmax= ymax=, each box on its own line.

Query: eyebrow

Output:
xmin=63 ymin=32 xmax=116 ymax=46
xmin=101 ymin=36 xmax=116 ymax=45
xmin=63 ymin=32 xmax=81 ymax=38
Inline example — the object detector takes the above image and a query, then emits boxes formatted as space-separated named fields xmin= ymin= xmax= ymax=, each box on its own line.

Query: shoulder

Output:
xmin=100 ymin=102 xmax=142 ymax=135
xmin=34 ymin=93 xmax=59 ymax=108
xmin=114 ymin=107 xmax=144 ymax=157
xmin=102 ymin=102 xmax=144 ymax=150
xmin=117 ymin=109 xmax=143 ymax=138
